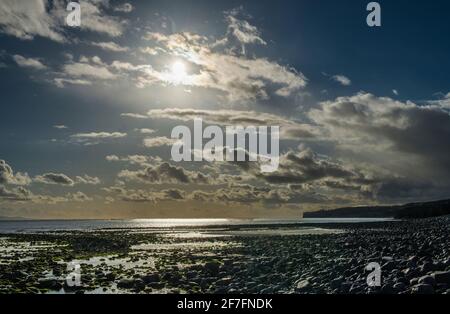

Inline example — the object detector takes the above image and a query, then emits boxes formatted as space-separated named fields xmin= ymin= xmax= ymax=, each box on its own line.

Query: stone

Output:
xmin=330 ymin=277 xmax=344 ymax=289
xmin=37 ymin=278 xmax=61 ymax=290
xmin=418 ymin=275 xmax=436 ymax=286
xmin=432 ymin=271 xmax=450 ymax=284
xmin=393 ymin=282 xmax=406 ymax=291
xmin=421 ymin=262 xmax=433 ymax=273
xmin=204 ymin=261 xmax=220 ymax=275
xmin=215 ymin=277 xmax=232 ymax=286
xmin=117 ymin=278 xmax=134 ymax=289
xmin=381 ymin=284 xmax=394 ymax=294
xmin=142 ymin=273 xmax=160 ymax=284
xmin=382 ymin=261 xmax=396 ymax=271
xmin=412 ymin=284 xmax=434 ymax=294
xmin=133 ymin=278 xmax=145 ymax=290
xmin=295 ymin=279 xmax=311 ymax=292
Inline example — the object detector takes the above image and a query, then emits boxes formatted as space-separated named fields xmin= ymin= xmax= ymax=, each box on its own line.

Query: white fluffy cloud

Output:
xmin=90 ymin=41 xmax=129 ymax=52
xmin=140 ymin=31 xmax=306 ymax=100
xmin=71 ymin=132 xmax=127 ymax=139
xmin=0 ymin=160 xmax=31 ymax=186
xmin=143 ymin=136 xmax=178 ymax=148
xmin=34 ymin=173 xmax=75 ymax=186
xmin=13 ymin=55 xmax=47 ymax=70
xmin=63 ymin=61 xmax=117 ymax=80
xmin=0 ymin=0 xmax=126 ymax=42
xmin=51 ymin=0 xmax=125 ymax=38
xmin=0 ymin=0 xmax=64 ymax=42
xmin=331 ymin=74 xmax=351 ymax=86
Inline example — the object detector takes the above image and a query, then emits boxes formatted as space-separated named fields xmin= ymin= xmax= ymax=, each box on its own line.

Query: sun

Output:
xmin=170 ymin=61 xmax=187 ymax=84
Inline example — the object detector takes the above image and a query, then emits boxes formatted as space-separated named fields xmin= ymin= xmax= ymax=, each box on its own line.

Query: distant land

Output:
xmin=303 ymin=199 xmax=450 ymax=219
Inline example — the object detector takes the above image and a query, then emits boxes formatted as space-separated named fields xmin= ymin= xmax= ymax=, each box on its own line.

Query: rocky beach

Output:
xmin=0 ymin=216 xmax=449 ymax=294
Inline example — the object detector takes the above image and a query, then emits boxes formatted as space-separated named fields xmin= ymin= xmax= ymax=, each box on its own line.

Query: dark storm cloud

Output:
xmin=309 ymin=93 xmax=450 ymax=180
xmin=256 ymin=148 xmax=355 ymax=184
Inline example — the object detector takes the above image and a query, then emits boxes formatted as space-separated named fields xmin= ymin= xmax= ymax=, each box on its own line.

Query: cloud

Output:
xmin=63 ymin=59 xmax=117 ymax=80
xmin=308 ymin=92 xmax=450 ymax=198
xmin=128 ymin=108 xmax=317 ymax=140
xmin=34 ymin=173 xmax=75 ymax=186
xmin=114 ymin=3 xmax=134 ymax=13
xmin=187 ymin=183 xmax=328 ymax=207
xmin=121 ymin=113 xmax=149 ymax=119
xmin=33 ymin=172 xmax=99 ymax=186
xmin=331 ymin=74 xmax=351 ymax=86
xmin=53 ymin=124 xmax=68 ymax=129
xmin=0 ymin=0 xmax=64 ymax=42
xmin=51 ymin=0 xmax=125 ymax=38
xmin=430 ymin=92 xmax=450 ymax=109
xmin=75 ymin=1 xmax=125 ymax=37
xmin=90 ymin=41 xmax=129 ymax=52
xmin=140 ymin=47 xmax=165 ymax=55
xmin=214 ymin=7 xmax=267 ymax=54
xmin=70 ymin=131 xmax=127 ymax=145
xmin=0 ymin=186 xmax=33 ymax=201
xmin=118 ymin=162 xmax=210 ymax=185
xmin=75 ymin=174 xmax=101 ymax=185
xmin=0 ymin=160 xmax=31 ymax=186
xmin=106 ymin=154 xmax=161 ymax=167
xmin=107 ymin=187 xmax=185 ymax=203
xmin=13 ymin=54 xmax=47 ymax=70
xmin=140 ymin=28 xmax=307 ymax=100
xmin=136 ymin=128 xmax=157 ymax=134
xmin=7 ymin=5 xmax=304 ymax=100
xmin=71 ymin=132 xmax=127 ymax=139
xmin=143 ymin=136 xmax=178 ymax=148
xmin=69 ymin=191 xmax=93 ymax=202
xmin=53 ymin=78 xmax=93 ymax=88
xmin=253 ymin=148 xmax=357 ymax=184
xmin=0 ymin=0 xmax=125 ymax=42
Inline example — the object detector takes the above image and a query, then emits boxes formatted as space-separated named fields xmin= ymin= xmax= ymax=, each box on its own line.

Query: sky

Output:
xmin=0 ymin=0 xmax=449 ymax=219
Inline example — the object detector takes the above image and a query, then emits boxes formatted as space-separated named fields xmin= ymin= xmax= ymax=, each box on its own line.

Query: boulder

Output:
xmin=142 ymin=273 xmax=160 ymax=284
xmin=117 ymin=278 xmax=134 ymax=289
xmin=432 ymin=271 xmax=450 ymax=284
xmin=412 ymin=284 xmax=434 ymax=294
xmin=295 ymin=279 xmax=311 ymax=292
xmin=204 ymin=261 xmax=220 ymax=275
xmin=418 ymin=275 xmax=436 ymax=286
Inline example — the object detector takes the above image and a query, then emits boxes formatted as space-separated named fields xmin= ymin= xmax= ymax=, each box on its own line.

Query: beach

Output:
xmin=0 ymin=217 xmax=449 ymax=294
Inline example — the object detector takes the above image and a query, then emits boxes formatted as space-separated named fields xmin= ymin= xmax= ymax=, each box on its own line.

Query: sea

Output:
xmin=0 ymin=218 xmax=394 ymax=233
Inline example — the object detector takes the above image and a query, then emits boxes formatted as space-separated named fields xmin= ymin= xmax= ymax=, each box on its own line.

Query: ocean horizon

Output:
xmin=0 ymin=217 xmax=394 ymax=233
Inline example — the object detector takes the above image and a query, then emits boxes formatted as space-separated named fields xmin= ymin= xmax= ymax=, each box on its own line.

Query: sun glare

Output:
xmin=170 ymin=61 xmax=187 ymax=84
